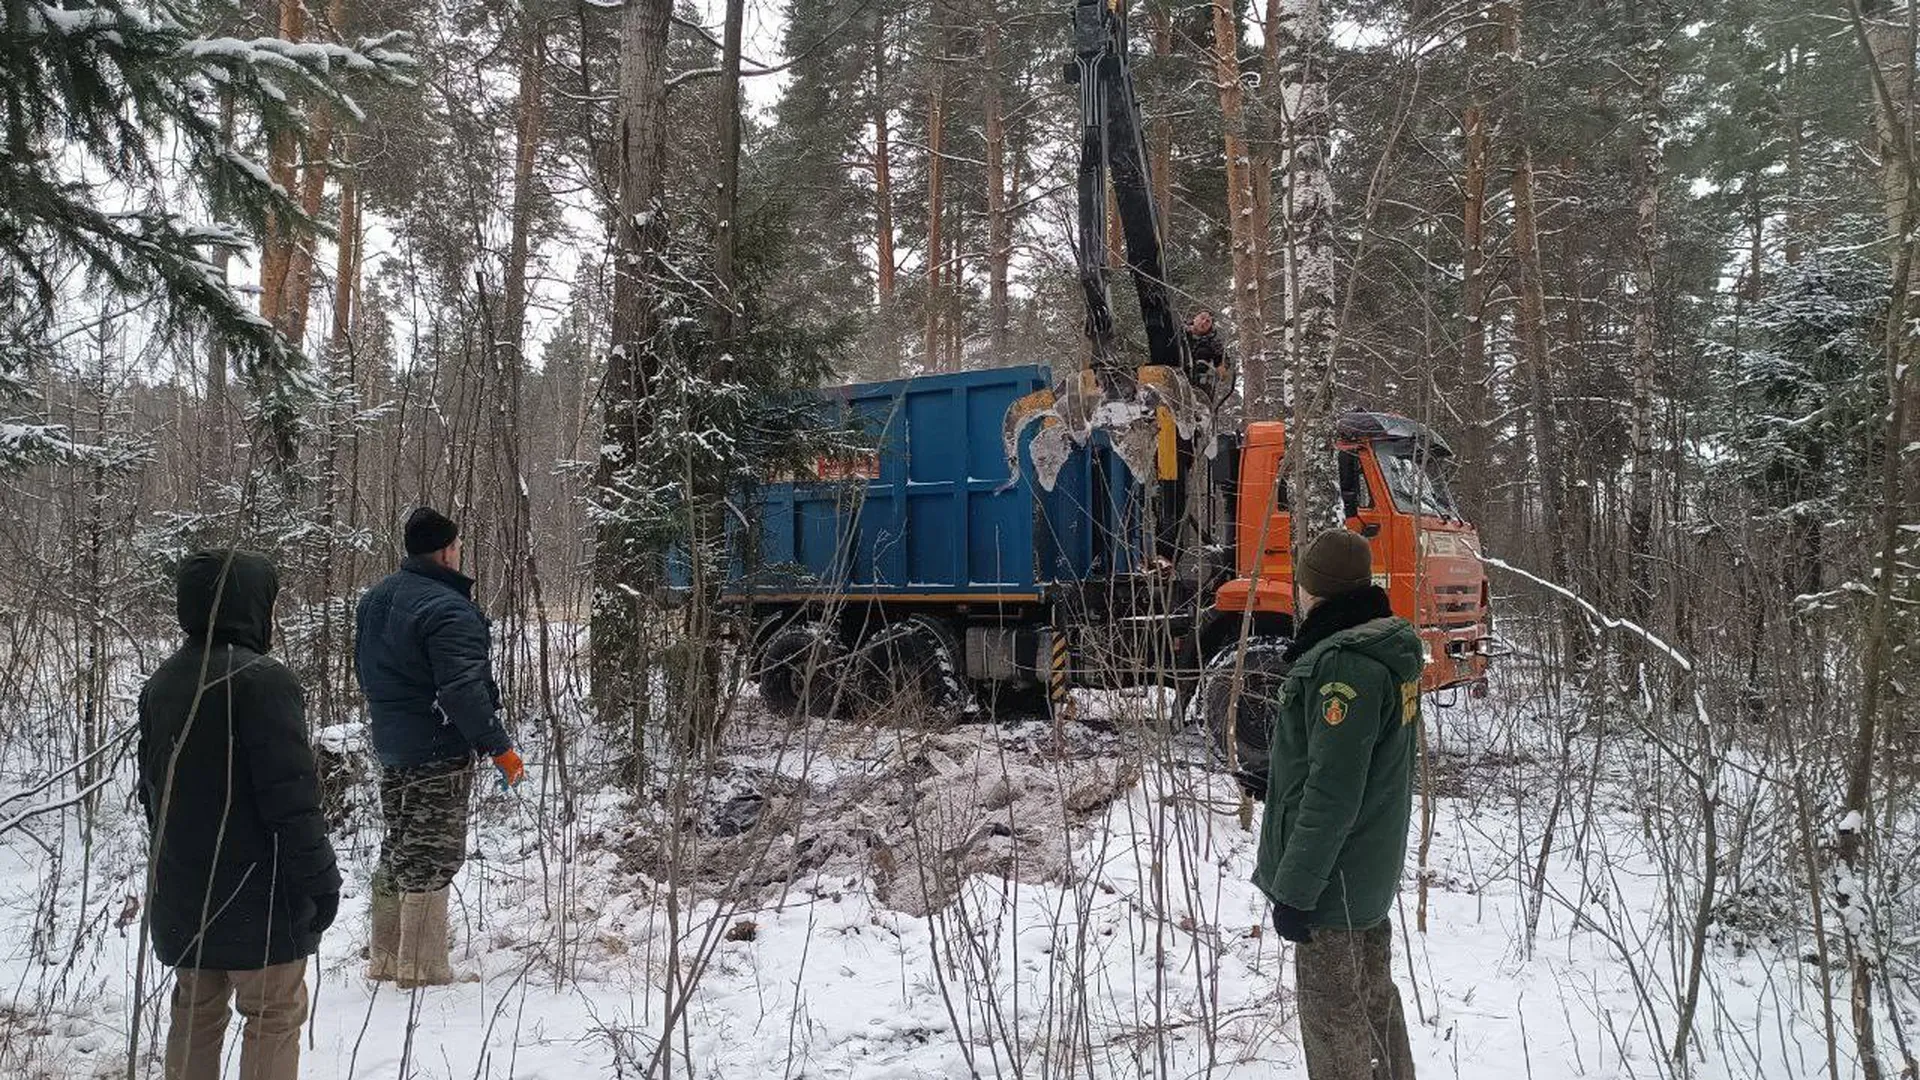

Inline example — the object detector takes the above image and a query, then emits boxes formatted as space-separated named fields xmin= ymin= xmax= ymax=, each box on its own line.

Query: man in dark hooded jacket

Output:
xmin=1254 ymin=529 xmax=1421 ymax=1080
xmin=355 ymin=507 xmax=523 ymax=987
xmin=1184 ymin=309 xmax=1231 ymax=402
xmin=138 ymin=549 xmax=339 ymax=1080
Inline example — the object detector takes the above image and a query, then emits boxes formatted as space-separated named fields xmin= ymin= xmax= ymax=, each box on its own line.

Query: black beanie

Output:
xmin=404 ymin=507 xmax=459 ymax=556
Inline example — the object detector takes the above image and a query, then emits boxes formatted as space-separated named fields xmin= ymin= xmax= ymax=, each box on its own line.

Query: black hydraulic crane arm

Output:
xmin=1001 ymin=0 xmax=1215 ymax=500
xmin=1068 ymin=0 xmax=1188 ymax=381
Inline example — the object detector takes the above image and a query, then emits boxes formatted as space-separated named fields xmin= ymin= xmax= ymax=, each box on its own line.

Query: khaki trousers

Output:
xmin=163 ymin=959 xmax=308 ymax=1080
xmin=1295 ymin=920 xmax=1416 ymax=1080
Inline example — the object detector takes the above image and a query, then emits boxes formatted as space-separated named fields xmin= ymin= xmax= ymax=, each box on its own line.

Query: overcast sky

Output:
xmin=694 ymin=0 xmax=794 ymax=116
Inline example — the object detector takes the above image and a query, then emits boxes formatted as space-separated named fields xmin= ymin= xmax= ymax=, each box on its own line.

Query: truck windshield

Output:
xmin=1374 ymin=439 xmax=1459 ymax=520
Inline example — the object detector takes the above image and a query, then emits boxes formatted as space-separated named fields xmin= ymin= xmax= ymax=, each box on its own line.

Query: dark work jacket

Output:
xmin=1253 ymin=587 xmax=1424 ymax=929
xmin=137 ymin=550 xmax=341 ymax=970
xmin=1185 ymin=328 xmax=1229 ymax=398
xmin=354 ymin=556 xmax=509 ymax=768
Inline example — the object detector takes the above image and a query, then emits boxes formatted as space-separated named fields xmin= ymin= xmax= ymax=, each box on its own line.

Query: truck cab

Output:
xmin=1211 ymin=412 xmax=1493 ymax=693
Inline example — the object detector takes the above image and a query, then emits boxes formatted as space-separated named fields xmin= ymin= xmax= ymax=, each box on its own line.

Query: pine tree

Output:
xmin=761 ymin=0 xmax=888 ymax=372
xmin=0 ymin=0 xmax=412 ymax=470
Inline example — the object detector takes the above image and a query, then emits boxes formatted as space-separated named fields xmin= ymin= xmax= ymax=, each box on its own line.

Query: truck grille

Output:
xmin=1431 ymin=584 xmax=1482 ymax=627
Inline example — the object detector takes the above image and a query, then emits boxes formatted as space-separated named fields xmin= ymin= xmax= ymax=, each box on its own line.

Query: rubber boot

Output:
xmin=366 ymin=889 xmax=400 ymax=982
xmin=395 ymin=888 xmax=478 ymax=988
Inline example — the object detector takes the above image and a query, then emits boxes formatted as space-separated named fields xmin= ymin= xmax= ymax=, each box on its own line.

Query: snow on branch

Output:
xmin=0 ymin=772 xmax=121 ymax=837
xmin=1480 ymin=553 xmax=1724 ymax=802
xmin=0 ymin=421 xmax=121 ymax=470
xmin=1480 ymin=554 xmax=1694 ymax=674
xmin=180 ymin=32 xmax=419 ymax=106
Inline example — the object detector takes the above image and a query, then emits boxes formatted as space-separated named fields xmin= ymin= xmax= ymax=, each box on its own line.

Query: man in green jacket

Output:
xmin=1254 ymin=528 xmax=1421 ymax=1080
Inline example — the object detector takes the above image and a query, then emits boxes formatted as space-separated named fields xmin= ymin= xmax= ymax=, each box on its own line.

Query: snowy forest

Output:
xmin=2 ymin=0 xmax=1918 ymax=1077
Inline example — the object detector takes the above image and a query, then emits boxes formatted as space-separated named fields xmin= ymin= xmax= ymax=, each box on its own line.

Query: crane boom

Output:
xmin=1069 ymin=0 xmax=1188 ymax=378
xmin=1002 ymin=0 xmax=1215 ymax=505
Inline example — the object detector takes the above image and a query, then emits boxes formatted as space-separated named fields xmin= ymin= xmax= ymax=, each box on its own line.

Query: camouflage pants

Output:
xmin=1295 ymin=920 xmax=1416 ymax=1080
xmin=371 ymin=757 xmax=472 ymax=896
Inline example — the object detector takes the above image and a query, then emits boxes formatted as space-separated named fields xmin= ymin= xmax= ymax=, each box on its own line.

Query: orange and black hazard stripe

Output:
xmin=1049 ymin=629 xmax=1070 ymax=711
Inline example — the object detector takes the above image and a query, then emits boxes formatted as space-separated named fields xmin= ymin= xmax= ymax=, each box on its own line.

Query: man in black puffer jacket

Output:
xmin=138 ymin=549 xmax=340 ymax=1080
xmin=355 ymin=507 xmax=523 ymax=987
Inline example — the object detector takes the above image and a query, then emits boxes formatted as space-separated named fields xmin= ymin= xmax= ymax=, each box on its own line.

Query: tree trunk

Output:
xmin=204 ymin=88 xmax=235 ymax=492
xmin=1274 ymin=0 xmax=1340 ymax=547
xmin=1785 ymin=44 xmax=1805 ymax=267
xmin=594 ymin=0 xmax=672 ymax=737
xmin=1210 ymin=0 xmax=1263 ymax=410
xmin=282 ymin=101 xmax=335 ymax=344
xmin=924 ymin=37 xmax=947 ymax=373
xmin=257 ymin=0 xmax=305 ymax=330
xmin=1840 ymin=219 xmax=1908 ymax=1080
xmin=948 ymin=217 xmax=964 ymax=368
xmin=1625 ymin=0 xmax=1668 ymax=641
xmin=313 ymin=140 xmax=360 ymax=725
xmin=1865 ymin=1 xmax=1913 ymax=254
xmin=488 ymin=9 xmax=563 ymax=771
xmin=1836 ymin=6 xmax=1917 ymax=1078
xmin=713 ymin=0 xmax=745 ymax=349
xmin=503 ymin=18 xmax=542 ymax=371
xmin=1505 ymin=2 xmax=1575 ymax=652
xmin=1254 ymin=0 xmax=1286 ymax=383
xmin=278 ymin=0 xmax=350 ymax=345
xmin=1459 ymin=9 xmax=1493 ymax=501
xmin=984 ymin=5 xmax=1010 ymax=363
xmin=330 ymin=168 xmax=359 ymax=363
xmin=872 ymin=14 xmax=897 ymax=342
xmin=500 ymin=3 xmax=544 ymax=567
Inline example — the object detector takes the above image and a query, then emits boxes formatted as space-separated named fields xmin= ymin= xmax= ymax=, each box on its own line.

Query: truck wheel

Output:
xmin=853 ymin=614 xmax=973 ymax=722
xmin=755 ymin=623 xmax=843 ymax=719
xmin=1190 ymin=639 xmax=1292 ymax=798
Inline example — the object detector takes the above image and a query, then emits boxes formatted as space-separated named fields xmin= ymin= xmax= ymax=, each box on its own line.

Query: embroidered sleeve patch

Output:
xmin=1318 ymin=681 xmax=1358 ymax=701
xmin=1321 ymin=695 xmax=1349 ymax=726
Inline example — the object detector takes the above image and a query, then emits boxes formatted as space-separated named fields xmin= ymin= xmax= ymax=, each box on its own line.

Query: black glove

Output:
xmin=310 ymin=891 xmax=340 ymax=935
xmin=1272 ymin=904 xmax=1312 ymax=944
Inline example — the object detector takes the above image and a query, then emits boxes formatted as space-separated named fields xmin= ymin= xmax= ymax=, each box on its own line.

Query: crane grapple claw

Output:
xmin=1003 ymin=364 xmax=1215 ymax=492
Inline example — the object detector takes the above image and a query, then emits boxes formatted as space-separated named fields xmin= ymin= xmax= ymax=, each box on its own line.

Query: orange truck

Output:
xmin=1184 ymin=411 xmax=1494 ymax=786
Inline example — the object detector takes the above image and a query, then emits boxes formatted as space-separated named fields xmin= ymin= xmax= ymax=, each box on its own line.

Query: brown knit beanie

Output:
xmin=1297 ymin=529 xmax=1374 ymax=599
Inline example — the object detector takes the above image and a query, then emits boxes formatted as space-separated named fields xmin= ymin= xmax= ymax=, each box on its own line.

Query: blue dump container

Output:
xmin=713 ymin=364 xmax=1145 ymax=604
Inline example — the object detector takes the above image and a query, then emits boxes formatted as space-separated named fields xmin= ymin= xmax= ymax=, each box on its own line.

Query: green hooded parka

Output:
xmin=1253 ymin=607 xmax=1424 ymax=930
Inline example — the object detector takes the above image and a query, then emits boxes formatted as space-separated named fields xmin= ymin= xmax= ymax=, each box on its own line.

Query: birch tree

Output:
xmin=1272 ymin=0 xmax=1341 ymax=548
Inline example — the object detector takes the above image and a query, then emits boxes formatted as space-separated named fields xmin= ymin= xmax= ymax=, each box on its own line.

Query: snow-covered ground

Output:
xmin=0 ymin=661 xmax=1908 ymax=1079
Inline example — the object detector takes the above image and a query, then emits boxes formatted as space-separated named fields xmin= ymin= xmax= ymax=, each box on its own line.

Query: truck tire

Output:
xmin=852 ymin=614 xmax=973 ymax=722
xmin=1190 ymin=639 xmax=1292 ymax=798
xmin=754 ymin=622 xmax=843 ymax=719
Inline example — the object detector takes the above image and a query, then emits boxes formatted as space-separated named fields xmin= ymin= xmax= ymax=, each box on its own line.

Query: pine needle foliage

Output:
xmin=0 ymin=0 xmax=413 ymax=467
